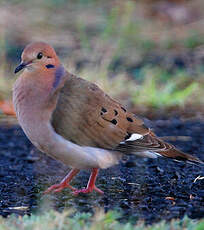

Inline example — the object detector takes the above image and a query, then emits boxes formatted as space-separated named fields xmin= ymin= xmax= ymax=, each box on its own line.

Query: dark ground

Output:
xmin=0 ymin=117 xmax=203 ymax=224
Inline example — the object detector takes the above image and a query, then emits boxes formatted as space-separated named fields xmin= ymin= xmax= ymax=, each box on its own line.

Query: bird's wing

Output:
xmin=52 ymin=73 xmax=202 ymax=164
xmin=51 ymin=73 xmax=149 ymax=149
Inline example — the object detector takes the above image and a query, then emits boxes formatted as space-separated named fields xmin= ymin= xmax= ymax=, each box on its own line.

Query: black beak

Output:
xmin=14 ymin=62 xmax=27 ymax=74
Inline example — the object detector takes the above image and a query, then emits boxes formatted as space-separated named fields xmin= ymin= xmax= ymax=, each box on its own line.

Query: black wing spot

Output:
xmin=101 ymin=107 xmax=107 ymax=113
xmin=125 ymin=133 xmax=131 ymax=140
xmin=127 ymin=117 xmax=133 ymax=122
xmin=111 ymin=119 xmax=117 ymax=125
xmin=121 ymin=107 xmax=126 ymax=112
xmin=114 ymin=109 xmax=118 ymax=116
xmin=46 ymin=64 xmax=55 ymax=69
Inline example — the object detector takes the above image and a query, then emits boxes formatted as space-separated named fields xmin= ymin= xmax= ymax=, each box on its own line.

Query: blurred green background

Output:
xmin=0 ymin=0 xmax=204 ymax=118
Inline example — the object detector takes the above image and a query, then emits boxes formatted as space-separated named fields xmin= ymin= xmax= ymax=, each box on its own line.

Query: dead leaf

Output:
xmin=194 ymin=175 xmax=204 ymax=183
xmin=165 ymin=196 xmax=176 ymax=205
xmin=0 ymin=100 xmax=16 ymax=116
xmin=165 ymin=196 xmax=175 ymax=201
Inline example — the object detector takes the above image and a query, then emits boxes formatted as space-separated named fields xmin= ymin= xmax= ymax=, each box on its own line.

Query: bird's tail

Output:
xmin=117 ymin=131 xmax=203 ymax=165
xmin=148 ymin=131 xmax=203 ymax=164
xmin=156 ymin=146 xmax=203 ymax=164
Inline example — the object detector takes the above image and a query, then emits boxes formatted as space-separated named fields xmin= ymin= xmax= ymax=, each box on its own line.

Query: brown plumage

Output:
xmin=52 ymin=74 xmax=202 ymax=164
xmin=13 ymin=42 xmax=203 ymax=195
xmin=52 ymin=74 xmax=149 ymax=149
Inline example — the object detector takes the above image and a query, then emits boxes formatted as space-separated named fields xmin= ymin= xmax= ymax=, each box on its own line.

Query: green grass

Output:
xmin=131 ymin=67 xmax=200 ymax=108
xmin=0 ymin=209 xmax=203 ymax=230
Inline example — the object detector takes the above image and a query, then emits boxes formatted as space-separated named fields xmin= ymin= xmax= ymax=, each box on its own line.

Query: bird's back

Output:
xmin=51 ymin=73 xmax=149 ymax=149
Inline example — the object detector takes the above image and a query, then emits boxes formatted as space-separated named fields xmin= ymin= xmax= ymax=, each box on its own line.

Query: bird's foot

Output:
xmin=44 ymin=182 xmax=76 ymax=194
xmin=43 ymin=169 xmax=80 ymax=194
xmin=73 ymin=185 xmax=104 ymax=195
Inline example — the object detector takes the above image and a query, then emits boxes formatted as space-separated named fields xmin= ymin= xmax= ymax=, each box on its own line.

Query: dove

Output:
xmin=13 ymin=42 xmax=203 ymax=195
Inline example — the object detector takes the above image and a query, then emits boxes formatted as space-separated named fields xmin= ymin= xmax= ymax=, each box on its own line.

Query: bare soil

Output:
xmin=0 ymin=117 xmax=203 ymax=224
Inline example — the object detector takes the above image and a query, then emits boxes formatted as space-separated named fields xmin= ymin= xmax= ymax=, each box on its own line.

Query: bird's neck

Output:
xmin=13 ymin=75 xmax=56 ymax=148
xmin=13 ymin=64 xmax=67 ymax=120
xmin=13 ymin=64 xmax=66 ymax=148
xmin=13 ymin=72 xmax=80 ymax=166
xmin=13 ymin=69 xmax=120 ymax=169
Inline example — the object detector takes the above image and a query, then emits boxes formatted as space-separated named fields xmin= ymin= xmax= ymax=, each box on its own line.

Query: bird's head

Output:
xmin=14 ymin=42 xmax=60 ymax=74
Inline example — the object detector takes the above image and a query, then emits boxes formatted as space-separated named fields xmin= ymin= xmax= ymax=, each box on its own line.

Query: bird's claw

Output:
xmin=73 ymin=185 xmax=104 ymax=196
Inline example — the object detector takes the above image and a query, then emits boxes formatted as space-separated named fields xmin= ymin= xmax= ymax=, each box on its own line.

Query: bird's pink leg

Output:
xmin=44 ymin=169 xmax=80 ymax=194
xmin=73 ymin=168 xmax=104 ymax=195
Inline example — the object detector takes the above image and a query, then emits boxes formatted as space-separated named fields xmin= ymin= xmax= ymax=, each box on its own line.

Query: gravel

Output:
xmin=0 ymin=117 xmax=203 ymax=224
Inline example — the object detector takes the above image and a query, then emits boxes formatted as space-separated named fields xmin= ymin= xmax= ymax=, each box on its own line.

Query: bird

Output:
xmin=13 ymin=42 xmax=203 ymax=195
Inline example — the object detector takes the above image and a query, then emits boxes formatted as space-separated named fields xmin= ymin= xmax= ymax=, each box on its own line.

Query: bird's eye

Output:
xmin=37 ymin=52 xmax=43 ymax=59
